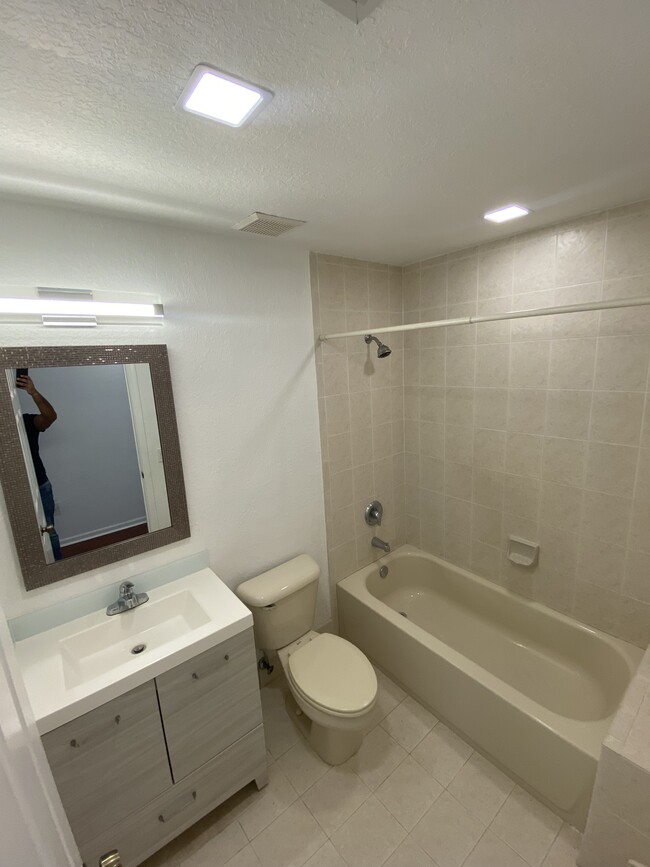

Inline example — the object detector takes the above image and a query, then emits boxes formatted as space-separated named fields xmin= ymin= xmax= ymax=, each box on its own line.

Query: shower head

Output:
xmin=365 ymin=334 xmax=392 ymax=358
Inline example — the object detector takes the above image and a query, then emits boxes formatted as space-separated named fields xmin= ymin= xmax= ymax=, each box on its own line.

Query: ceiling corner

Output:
xmin=319 ymin=0 xmax=384 ymax=24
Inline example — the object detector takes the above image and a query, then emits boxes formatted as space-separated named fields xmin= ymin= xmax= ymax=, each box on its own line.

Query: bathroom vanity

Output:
xmin=14 ymin=569 xmax=267 ymax=867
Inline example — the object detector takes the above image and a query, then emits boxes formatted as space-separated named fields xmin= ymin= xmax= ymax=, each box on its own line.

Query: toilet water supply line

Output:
xmin=318 ymin=295 xmax=650 ymax=342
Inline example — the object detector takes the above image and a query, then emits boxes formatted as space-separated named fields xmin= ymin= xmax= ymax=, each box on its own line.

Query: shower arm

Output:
xmin=319 ymin=295 xmax=650 ymax=342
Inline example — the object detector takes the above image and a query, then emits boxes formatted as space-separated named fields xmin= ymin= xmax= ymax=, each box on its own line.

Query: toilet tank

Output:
xmin=236 ymin=555 xmax=320 ymax=650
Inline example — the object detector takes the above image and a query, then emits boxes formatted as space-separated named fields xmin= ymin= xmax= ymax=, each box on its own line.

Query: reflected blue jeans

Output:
xmin=39 ymin=480 xmax=62 ymax=561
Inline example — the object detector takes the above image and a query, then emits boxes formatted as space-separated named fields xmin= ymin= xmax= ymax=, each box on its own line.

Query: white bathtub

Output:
xmin=337 ymin=545 xmax=642 ymax=829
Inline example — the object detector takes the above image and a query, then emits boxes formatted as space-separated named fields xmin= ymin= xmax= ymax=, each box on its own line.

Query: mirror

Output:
xmin=0 ymin=346 xmax=190 ymax=590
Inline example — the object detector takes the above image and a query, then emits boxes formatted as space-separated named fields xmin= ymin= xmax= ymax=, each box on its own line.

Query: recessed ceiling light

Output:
xmin=484 ymin=204 xmax=530 ymax=223
xmin=178 ymin=65 xmax=273 ymax=128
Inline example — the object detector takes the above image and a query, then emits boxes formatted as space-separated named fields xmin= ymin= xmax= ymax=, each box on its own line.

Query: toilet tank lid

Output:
xmin=236 ymin=554 xmax=320 ymax=607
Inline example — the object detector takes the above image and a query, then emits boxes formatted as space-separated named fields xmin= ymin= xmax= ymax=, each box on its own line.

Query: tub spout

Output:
xmin=371 ymin=537 xmax=391 ymax=553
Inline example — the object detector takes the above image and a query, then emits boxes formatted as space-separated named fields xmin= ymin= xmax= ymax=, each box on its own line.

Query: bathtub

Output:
xmin=337 ymin=545 xmax=642 ymax=829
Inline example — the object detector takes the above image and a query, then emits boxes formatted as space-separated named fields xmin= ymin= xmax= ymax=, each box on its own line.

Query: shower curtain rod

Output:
xmin=319 ymin=295 xmax=650 ymax=341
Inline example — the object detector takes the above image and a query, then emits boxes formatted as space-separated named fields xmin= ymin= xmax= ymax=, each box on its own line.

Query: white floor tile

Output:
xmin=411 ymin=791 xmax=485 ymax=867
xmin=541 ymin=823 xmax=581 ymax=867
xmin=276 ymin=737 xmax=329 ymax=794
xmin=463 ymin=830 xmax=529 ymax=867
xmin=179 ymin=820 xmax=248 ymax=866
xmin=490 ymin=787 xmax=562 ymax=867
xmin=250 ymin=800 xmax=327 ymax=867
xmin=223 ymin=845 xmax=262 ymax=867
xmin=304 ymin=840 xmax=348 ymax=867
xmin=383 ymin=835 xmax=438 ymax=867
xmin=375 ymin=755 xmax=444 ymax=831
xmin=412 ymin=723 xmax=473 ymax=787
xmin=375 ymin=668 xmax=408 ymax=718
xmin=239 ymin=763 xmax=298 ymax=841
xmin=345 ymin=724 xmax=408 ymax=790
xmin=302 ymin=763 xmax=371 ymax=836
xmin=447 ymin=752 xmax=514 ymax=824
xmin=380 ymin=696 xmax=439 ymax=751
xmin=330 ymin=795 xmax=407 ymax=867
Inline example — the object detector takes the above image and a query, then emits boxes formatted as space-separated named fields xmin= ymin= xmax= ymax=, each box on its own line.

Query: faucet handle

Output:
xmin=365 ymin=500 xmax=383 ymax=527
xmin=119 ymin=581 xmax=135 ymax=598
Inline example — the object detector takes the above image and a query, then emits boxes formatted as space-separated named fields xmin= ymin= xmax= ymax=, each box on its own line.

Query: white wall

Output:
xmin=17 ymin=364 xmax=146 ymax=544
xmin=0 ymin=200 xmax=329 ymax=626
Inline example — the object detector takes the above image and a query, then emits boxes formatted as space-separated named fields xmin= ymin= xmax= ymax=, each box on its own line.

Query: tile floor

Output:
xmin=143 ymin=669 xmax=581 ymax=867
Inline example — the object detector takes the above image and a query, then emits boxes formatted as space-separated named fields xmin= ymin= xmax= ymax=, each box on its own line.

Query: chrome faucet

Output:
xmin=371 ymin=537 xmax=391 ymax=553
xmin=106 ymin=581 xmax=149 ymax=616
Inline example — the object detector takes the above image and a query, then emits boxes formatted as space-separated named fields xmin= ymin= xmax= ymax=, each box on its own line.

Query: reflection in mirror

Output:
xmin=6 ymin=363 xmax=171 ymax=563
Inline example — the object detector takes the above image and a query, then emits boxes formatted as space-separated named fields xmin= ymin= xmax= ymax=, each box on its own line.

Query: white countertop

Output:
xmin=14 ymin=568 xmax=252 ymax=734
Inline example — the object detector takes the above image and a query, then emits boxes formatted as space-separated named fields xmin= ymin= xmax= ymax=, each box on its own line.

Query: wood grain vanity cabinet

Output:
xmin=42 ymin=628 xmax=267 ymax=867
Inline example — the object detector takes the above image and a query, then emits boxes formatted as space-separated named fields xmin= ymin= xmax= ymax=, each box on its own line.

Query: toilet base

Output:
xmin=284 ymin=692 xmax=363 ymax=765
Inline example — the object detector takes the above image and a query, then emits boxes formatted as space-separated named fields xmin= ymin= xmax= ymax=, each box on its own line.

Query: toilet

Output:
xmin=236 ymin=554 xmax=377 ymax=765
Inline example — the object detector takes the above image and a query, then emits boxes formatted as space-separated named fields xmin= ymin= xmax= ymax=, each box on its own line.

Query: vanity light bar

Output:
xmin=0 ymin=297 xmax=164 ymax=326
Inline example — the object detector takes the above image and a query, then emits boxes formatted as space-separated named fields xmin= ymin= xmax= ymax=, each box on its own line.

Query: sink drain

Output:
xmin=131 ymin=643 xmax=146 ymax=654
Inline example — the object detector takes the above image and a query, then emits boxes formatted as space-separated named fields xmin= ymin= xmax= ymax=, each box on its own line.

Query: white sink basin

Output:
xmin=14 ymin=568 xmax=253 ymax=734
xmin=60 ymin=590 xmax=211 ymax=688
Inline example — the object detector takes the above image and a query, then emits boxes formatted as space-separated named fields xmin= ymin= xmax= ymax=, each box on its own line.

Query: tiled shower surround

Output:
xmin=312 ymin=199 xmax=650 ymax=647
xmin=310 ymin=253 xmax=405 ymax=592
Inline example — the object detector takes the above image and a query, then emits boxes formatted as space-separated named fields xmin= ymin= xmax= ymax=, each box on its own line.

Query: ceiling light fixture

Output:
xmin=484 ymin=204 xmax=530 ymax=223
xmin=178 ymin=65 xmax=273 ymax=128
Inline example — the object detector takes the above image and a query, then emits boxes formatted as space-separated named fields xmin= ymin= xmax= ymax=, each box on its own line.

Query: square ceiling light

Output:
xmin=178 ymin=65 xmax=273 ymax=127
xmin=484 ymin=204 xmax=530 ymax=223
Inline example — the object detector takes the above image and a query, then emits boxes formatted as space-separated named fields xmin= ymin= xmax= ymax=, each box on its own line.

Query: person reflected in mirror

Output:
xmin=17 ymin=374 xmax=62 ymax=561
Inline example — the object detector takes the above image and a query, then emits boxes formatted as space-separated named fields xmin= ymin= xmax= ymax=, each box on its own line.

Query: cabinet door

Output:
xmin=156 ymin=629 xmax=263 ymax=780
xmin=79 ymin=726 xmax=266 ymax=867
xmin=42 ymin=681 xmax=172 ymax=845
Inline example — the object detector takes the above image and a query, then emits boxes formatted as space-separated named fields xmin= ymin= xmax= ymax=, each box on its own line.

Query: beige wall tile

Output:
xmin=548 ymin=338 xmax=596 ymax=390
xmin=545 ymin=390 xmax=591 ymax=439
xmin=581 ymin=490 xmax=632 ymax=547
xmin=584 ymin=442 xmax=638 ymax=497
xmin=446 ymin=345 xmax=476 ymax=387
xmin=556 ymin=221 xmax=606 ymax=286
xmin=541 ymin=437 xmax=586 ymax=487
xmin=507 ymin=389 xmax=547 ymax=435
xmin=513 ymin=235 xmax=557 ymax=293
xmin=539 ymin=481 xmax=583 ymax=534
xmin=474 ymin=388 xmax=508 ymax=430
xmin=474 ymin=428 xmax=506 ymax=471
xmin=447 ymin=255 xmax=478 ymax=304
xmin=505 ymin=433 xmax=543 ymax=478
xmin=509 ymin=341 xmax=550 ymax=390
xmin=445 ymin=462 xmax=473 ymax=500
xmin=504 ymin=475 xmax=541 ymax=521
xmin=478 ymin=245 xmax=514 ymax=300
xmin=475 ymin=344 xmax=510 ymax=388
xmin=590 ymin=391 xmax=645 ymax=445
xmin=605 ymin=210 xmax=650 ymax=278
xmin=594 ymin=335 xmax=650 ymax=392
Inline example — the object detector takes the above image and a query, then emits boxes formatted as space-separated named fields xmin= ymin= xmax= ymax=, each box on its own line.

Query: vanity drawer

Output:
xmin=79 ymin=725 xmax=266 ymax=867
xmin=156 ymin=628 xmax=263 ymax=780
xmin=42 ymin=681 xmax=172 ymax=845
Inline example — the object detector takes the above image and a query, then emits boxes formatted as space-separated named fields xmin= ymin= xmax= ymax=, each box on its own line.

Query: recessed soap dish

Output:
xmin=507 ymin=536 xmax=539 ymax=567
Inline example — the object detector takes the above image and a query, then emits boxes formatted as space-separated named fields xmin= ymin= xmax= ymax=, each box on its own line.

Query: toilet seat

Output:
xmin=287 ymin=633 xmax=377 ymax=717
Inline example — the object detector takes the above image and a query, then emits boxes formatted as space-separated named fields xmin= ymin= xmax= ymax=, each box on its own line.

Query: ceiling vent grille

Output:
xmin=232 ymin=212 xmax=306 ymax=237
xmin=319 ymin=0 xmax=384 ymax=24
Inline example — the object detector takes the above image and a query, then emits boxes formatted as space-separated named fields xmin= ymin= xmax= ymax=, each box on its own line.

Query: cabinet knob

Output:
xmin=70 ymin=739 xmax=79 ymax=748
xmin=192 ymin=672 xmax=199 ymax=680
xmin=115 ymin=714 xmax=121 ymax=725
xmin=224 ymin=654 xmax=230 ymax=661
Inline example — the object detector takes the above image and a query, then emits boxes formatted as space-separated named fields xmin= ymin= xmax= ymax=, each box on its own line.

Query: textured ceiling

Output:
xmin=2 ymin=0 xmax=650 ymax=264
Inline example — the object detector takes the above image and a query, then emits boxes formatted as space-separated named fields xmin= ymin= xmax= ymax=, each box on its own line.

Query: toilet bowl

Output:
xmin=278 ymin=631 xmax=377 ymax=764
xmin=236 ymin=554 xmax=378 ymax=765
